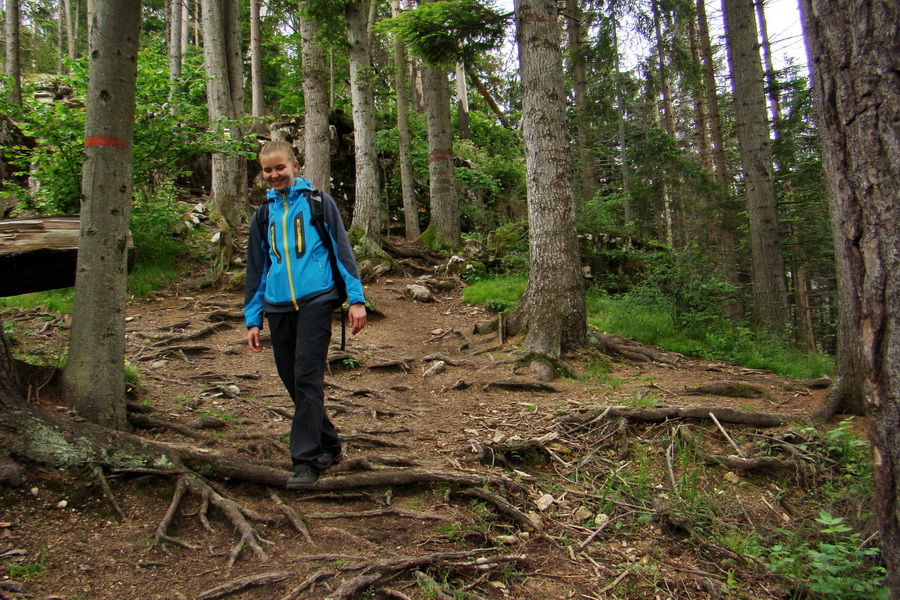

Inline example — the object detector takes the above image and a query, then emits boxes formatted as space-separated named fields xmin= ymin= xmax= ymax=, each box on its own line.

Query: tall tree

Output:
xmin=422 ymin=56 xmax=460 ymax=249
xmin=201 ymin=0 xmax=248 ymax=267
xmin=168 ymin=0 xmax=183 ymax=115
xmin=391 ymin=0 xmax=420 ymax=240
xmin=800 ymin=0 xmax=900 ymax=592
xmin=722 ymin=0 xmax=790 ymax=331
xmin=508 ymin=0 xmax=587 ymax=356
xmin=564 ymin=0 xmax=599 ymax=203
xmin=3 ymin=0 xmax=20 ymax=105
xmin=60 ymin=0 xmax=141 ymax=430
xmin=300 ymin=13 xmax=332 ymax=193
xmin=63 ymin=0 xmax=75 ymax=62
xmin=345 ymin=0 xmax=382 ymax=245
xmin=249 ymin=0 xmax=264 ymax=122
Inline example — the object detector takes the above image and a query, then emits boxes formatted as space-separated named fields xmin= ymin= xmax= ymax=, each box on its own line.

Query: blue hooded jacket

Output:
xmin=244 ymin=179 xmax=366 ymax=329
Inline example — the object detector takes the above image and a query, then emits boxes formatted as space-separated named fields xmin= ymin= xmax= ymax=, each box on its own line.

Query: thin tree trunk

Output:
xmin=565 ymin=0 xmax=598 ymax=203
xmin=509 ymin=0 xmax=587 ymax=356
xmin=391 ymin=0 xmax=420 ymax=240
xmin=466 ymin=66 xmax=510 ymax=128
xmin=346 ymin=0 xmax=382 ymax=243
xmin=61 ymin=0 xmax=141 ymax=431
xmin=301 ymin=15 xmax=332 ymax=194
xmin=689 ymin=17 xmax=712 ymax=173
xmin=793 ymin=265 xmax=816 ymax=354
xmin=697 ymin=0 xmax=741 ymax=317
xmin=723 ymin=0 xmax=790 ymax=332
xmin=64 ymin=0 xmax=75 ymax=62
xmin=249 ymin=0 xmax=264 ymax=121
xmin=168 ymin=0 xmax=183 ymax=115
xmin=697 ymin=0 xmax=727 ymax=187
xmin=754 ymin=0 xmax=781 ymax=131
xmin=611 ymin=12 xmax=630 ymax=226
xmin=456 ymin=62 xmax=471 ymax=141
xmin=201 ymin=0 xmax=248 ymax=262
xmin=4 ymin=0 xmax=20 ymax=105
xmin=57 ymin=3 xmax=64 ymax=73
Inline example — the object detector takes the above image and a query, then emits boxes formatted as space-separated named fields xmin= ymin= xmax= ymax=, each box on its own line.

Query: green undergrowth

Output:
xmin=461 ymin=273 xmax=833 ymax=380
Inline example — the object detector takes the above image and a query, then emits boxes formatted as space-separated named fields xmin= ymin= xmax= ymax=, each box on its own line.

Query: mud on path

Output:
xmin=0 ymin=265 xmax=835 ymax=600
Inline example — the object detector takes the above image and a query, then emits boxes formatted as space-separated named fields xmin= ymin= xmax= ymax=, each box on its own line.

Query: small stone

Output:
xmin=573 ymin=506 xmax=593 ymax=522
xmin=423 ymin=361 xmax=446 ymax=377
xmin=495 ymin=535 xmax=517 ymax=545
xmin=536 ymin=494 xmax=554 ymax=511
xmin=55 ymin=500 xmax=68 ymax=509
xmin=29 ymin=487 xmax=39 ymax=496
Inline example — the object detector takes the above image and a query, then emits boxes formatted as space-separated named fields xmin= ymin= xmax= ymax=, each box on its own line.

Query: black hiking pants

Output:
xmin=267 ymin=299 xmax=341 ymax=471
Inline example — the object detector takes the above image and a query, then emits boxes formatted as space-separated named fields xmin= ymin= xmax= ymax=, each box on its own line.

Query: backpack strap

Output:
xmin=306 ymin=190 xmax=348 ymax=351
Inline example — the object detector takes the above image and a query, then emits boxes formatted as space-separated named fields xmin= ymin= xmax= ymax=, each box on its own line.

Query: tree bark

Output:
xmin=509 ymin=0 xmax=587 ymax=356
xmin=201 ymin=0 xmax=248 ymax=261
xmin=800 ymin=1 xmax=900 ymax=593
xmin=722 ymin=0 xmax=790 ymax=332
xmin=391 ymin=0 xmax=420 ymax=240
xmin=300 ymin=15 xmax=332 ymax=194
xmin=4 ymin=0 xmax=21 ymax=105
xmin=345 ymin=0 xmax=382 ymax=244
xmin=60 ymin=0 xmax=141 ymax=431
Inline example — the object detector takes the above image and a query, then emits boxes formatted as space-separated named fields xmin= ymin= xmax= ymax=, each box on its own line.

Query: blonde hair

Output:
xmin=259 ymin=140 xmax=297 ymax=164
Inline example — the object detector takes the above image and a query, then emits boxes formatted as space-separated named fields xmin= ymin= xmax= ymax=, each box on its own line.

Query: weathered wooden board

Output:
xmin=0 ymin=215 xmax=134 ymax=297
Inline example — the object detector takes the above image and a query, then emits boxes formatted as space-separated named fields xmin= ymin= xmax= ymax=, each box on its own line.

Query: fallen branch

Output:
xmin=305 ymin=508 xmax=452 ymax=521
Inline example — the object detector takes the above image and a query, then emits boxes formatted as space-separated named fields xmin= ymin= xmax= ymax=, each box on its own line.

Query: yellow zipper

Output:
xmin=280 ymin=192 xmax=299 ymax=310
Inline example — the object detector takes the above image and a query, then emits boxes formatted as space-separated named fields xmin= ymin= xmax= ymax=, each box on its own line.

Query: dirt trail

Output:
xmin=0 ymin=269 xmax=832 ymax=599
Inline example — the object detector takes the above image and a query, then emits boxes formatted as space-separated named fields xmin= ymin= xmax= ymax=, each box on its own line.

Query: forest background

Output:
xmin=0 ymin=0 xmax=897 ymax=598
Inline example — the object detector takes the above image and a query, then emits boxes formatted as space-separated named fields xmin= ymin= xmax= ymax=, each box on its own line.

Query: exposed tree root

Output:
xmin=156 ymin=474 xmax=271 ymax=567
xmin=591 ymin=333 xmax=680 ymax=364
xmin=558 ymin=405 xmax=786 ymax=427
xmin=196 ymin=571 xmax=294 ymax=600
xmin=269 ymin=490 xmax=313 ymax=543
xmin=482 ymin=379 xmax=560 ymax=393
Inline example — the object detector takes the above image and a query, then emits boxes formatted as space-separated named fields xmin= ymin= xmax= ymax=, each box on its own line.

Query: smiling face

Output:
xmin=260 ymin=150 xmax=298 ymax=192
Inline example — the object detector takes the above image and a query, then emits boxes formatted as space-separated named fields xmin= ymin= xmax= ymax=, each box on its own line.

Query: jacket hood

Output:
xmin=266 ymin=178 xmax=313 ymax=202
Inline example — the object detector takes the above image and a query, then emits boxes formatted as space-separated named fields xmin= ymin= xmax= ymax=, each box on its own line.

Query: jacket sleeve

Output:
xmin=244 ymin=207 xmax=270 ymax=328
xmin=320 ymin=193 xmax=366 ymax=306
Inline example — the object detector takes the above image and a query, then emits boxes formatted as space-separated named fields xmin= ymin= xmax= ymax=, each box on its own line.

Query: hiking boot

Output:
xmin=316 ymin=451 xmax=342 ymax=471
xmin=286 ymin=466 xmax=319 ymax=489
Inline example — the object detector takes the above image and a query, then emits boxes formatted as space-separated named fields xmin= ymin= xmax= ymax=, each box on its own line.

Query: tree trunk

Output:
xmin=60 ymin=0 xmax=141 ymax=431
xmin=466 ymin=66 xmax=510 ymax=129
xmin=697 ymin=0 xmax=741 ymax=317
xmin=611 ymin=13 xmax=630 ymax=226
xmin=456 ymin=62 xmax=471 ymax=141
xmin=249 ymin=0 xmax=264 ymax=122
xmin=4 ymin=0 xmax=21 ymax=105
xmin=688 ymin=17 xmax=712 ymax=173
xmin=168 ymin=0 xmax=183 ymax=115
xmin=564 ymin=0 xmax=597 ymax=203
xmin=754 ymin=0 xmax=781 ymax=132
xmin=722 ymin=0 xmax=789 ymax=332
xmin=201 ymin=0 xmax=248 ymax=262
xmin=422 ymin=62 xmax=460 ymax=250
xmin=300 ymin=15 xmax=332 ymax=194
xmin=800 ymin=1 xmax=900 ymax=593
xmin=509 ymin=0 xmax=587 ymax=356
xmin=697 ymin=0 xmax=728 ymax=188
xmin=345 ymin=0 xmax=382 ymax=244
xmin=391 ymin=0 xmax=420 ymax=240
xmin=64 ymin=0 xmax=75 ymax=62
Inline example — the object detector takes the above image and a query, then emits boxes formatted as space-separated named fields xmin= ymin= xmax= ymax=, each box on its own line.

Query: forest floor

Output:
xmin=0 ymin=240 xmax=863 ymax=600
